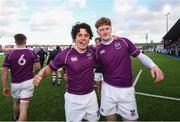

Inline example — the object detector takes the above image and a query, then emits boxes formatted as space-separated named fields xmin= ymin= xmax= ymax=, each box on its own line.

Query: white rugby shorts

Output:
xmin=11 ymin=79 xmax=34 ymax=102
xmin=100 ymin=82 xmax=139 ymax=120
xmin=64 ymin=90 xmax=100 ymax=122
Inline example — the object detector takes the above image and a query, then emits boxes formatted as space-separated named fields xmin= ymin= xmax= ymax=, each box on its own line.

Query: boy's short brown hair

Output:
xmin=95 ymin=37 xmax=101 ymax=42
xmin=14 ymin=33 xmax=27 ymax=45
xmin=95 ymin=17 xmax=111 ymax=29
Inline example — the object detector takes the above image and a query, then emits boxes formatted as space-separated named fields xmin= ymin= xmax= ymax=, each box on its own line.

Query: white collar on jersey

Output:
xmin=74 ymin=45 xmax=87 ymax=54
xmin=101 ymin=38 xmax=113 ymax=45
xmin=15 ymin=47 xmax=27 ymax=50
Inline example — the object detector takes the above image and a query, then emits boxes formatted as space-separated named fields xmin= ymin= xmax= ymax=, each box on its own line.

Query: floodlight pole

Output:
xmin=145 ymin=33 xmax=148 ymax=43
xmin=165 ymin=12 xmax=170 ymax=33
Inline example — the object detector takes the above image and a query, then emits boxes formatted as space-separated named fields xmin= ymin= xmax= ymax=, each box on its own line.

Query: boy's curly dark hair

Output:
xmin=71 ymin=22 xmax=93 ymax=42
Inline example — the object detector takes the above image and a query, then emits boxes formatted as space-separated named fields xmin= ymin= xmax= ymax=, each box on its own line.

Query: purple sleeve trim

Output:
xmin=131 ymin=49 xmax=140 ymax=57
xmin=2 ymin=63 xmax=10 ymax=67
xmin=49 ymin=62 xmax=58 ymax=71
xmin=121 ymin=39 xmax=129 ymax=48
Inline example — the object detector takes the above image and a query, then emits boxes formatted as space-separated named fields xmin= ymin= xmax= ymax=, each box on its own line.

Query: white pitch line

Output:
xmin=133 ymin=69 xmax=180 ymax=101
xmin=133 ymin=69 xmax=143 ymax=87
xmin=136 ymin=92 xmax=180 ymax=101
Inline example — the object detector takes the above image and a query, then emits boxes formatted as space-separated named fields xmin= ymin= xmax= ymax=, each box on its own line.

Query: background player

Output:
xmin=1 ymin=33 xmax=40 ymax=121
xmin=37 ymin=47 xmax=47 ymax=68
xmin=47 ymin=46 xmax=62 ymax=85
xmin=93 ymin=37 xmax=103 ymax=97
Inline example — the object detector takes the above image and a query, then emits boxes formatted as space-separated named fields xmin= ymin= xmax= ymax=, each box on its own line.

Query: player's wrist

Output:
xmin=2 ymin=86 xmax=7 ymax=90
xmin=37 ymin=74 xmax=43 ymax=79
xmin=3 ymin=88 xmax=5 ymax=91
xmin=3 ymin=87 xmax=8 ymax=92
xmin=151 ymin=64 xmax=158 ymax=69
xmin=151 ymin=65 xmax=159 ymax=69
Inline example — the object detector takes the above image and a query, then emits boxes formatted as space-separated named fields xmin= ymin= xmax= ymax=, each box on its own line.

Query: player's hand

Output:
xmin=33 ymin=75 xmax=42 ymax=86
xmin=151 ymin=66 xmax=164 ymax=83
xmin=111 ymin=35 xmax=119 ymax=40
xmin=3 ymin=87 xmax=10 ymax=97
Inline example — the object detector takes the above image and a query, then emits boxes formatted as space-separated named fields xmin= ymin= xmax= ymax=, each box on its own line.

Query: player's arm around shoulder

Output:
xmin=111 ymin=35 xmax=120 ymax=40
xmin=33 ymin=65 xmax=52 ymax=86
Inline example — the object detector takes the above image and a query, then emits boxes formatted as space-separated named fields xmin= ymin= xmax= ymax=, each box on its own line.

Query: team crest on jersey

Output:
xmin=114 ymin=42 xmax=121 ymax=49
xmin=71 ymin=56 xmax=78 ymax=62
xmin=87 ymin=52 xmax=93 ymax=59
xmin=100 ymin=49 xmax=105 ymax=54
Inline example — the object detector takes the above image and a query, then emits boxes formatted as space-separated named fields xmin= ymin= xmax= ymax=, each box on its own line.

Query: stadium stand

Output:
xmin=162 ymin=18 xmax=180 ymax=56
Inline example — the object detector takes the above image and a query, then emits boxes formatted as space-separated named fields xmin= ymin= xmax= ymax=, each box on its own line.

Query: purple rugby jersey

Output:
xmin=49 ymin=47 xmax=96 ymax=95
xmin=96 ymin=37 xmax=140 ymax=87
xmin=2 ymin=48 xmax=40 ymax=83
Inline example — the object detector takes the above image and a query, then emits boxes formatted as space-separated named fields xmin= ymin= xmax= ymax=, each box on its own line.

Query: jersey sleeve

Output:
xmin=32 ymin=51 xmax=40 ymax=63
xmin=48 ymin=49 xmax=67 ymax=71
xmin=88 ymin=46 xmax=99 ymax=65
xmin=122 ymin=37 xmax=140 ymax=57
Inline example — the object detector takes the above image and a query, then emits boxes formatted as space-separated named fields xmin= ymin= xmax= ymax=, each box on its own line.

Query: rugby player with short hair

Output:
xmin=47 ymin=46 xmax=62 ymax=85
xmin=33 ymin=22 xmax=100 ymax=121
xmin=94 ymin=37 xmax=103 ymax=97
xmin=95 ymin=17 xmax=164 ymax=121
xmin=37 ymin=47 xmax=48 ymax=69
xmin=1 ymin=33 xmax=40 ymax=121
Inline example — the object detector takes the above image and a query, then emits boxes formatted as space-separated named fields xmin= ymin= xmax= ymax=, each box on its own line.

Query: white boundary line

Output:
xmin=133 ymin=69 xmax=180 ymax=101
xmin=136 ymin=92 xmax=180 ymax=101
xmin=133 ymin=69 xmax=143 ymax=87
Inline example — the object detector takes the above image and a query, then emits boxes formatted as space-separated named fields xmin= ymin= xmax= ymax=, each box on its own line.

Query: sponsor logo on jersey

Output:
xmin=100 ymin=49 xmax=105 ymax=54
xmin=114 ymin=42 xmax=121 ymax=49
xmin=71 ymin=57 xmax=78 ymax=62
xmin=87 ymin=52 xmax=93 ymax=59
